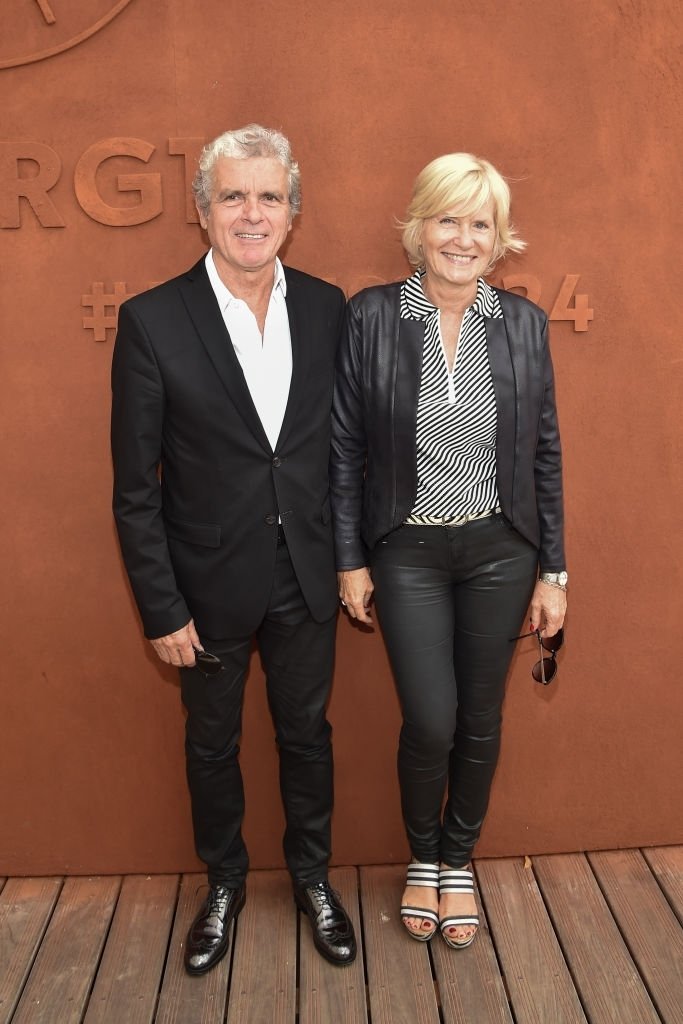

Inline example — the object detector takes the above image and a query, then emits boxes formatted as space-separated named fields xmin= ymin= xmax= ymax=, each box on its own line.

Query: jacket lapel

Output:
xmin=277 ymin=270 xmax=311 ymax=451
xmin=486 ymin=299 xmax=516 ymax=511
xmin=178 ymin=258 xmax=272 ymax=452
xmin=395 ymin=316 xmax=424 ymax=457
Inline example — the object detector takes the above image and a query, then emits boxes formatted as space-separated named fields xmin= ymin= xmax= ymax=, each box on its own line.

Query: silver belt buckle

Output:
xmin=443 ymin=512 xmax=471 ymax=527
xmin=404 ymin=507 xmax=500 ymax=528
xmin=444 ymin=507 xmax=499 ymax=528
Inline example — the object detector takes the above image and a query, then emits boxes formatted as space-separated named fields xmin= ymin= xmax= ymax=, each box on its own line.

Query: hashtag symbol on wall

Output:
xmin=82 ymin=282 xmax=131 ymax=342
xmin=82 ymin=282 xmax=162 ymax=341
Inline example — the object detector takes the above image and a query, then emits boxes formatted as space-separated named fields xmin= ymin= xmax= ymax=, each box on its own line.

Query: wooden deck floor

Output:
xmin=1 ymin=847 xmax=682 ymax=1024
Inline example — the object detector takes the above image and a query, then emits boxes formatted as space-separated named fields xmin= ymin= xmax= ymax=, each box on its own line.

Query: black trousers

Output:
xmin=179 ymin=540 xmax=336 ymax=888
xmin=371 ymin=514 xmax=538 ymax=868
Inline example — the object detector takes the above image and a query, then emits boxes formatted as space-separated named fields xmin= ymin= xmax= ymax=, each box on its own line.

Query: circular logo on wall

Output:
xmin=0 ymin=0 xmax=135 ymax=70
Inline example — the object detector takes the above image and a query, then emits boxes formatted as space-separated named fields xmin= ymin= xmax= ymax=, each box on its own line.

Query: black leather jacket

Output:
xmin=330 ymin=282 xmax=565 ymax=573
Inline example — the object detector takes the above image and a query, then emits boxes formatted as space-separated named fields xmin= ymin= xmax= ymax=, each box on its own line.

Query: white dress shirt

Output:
xmin=204 ymin=250 xmax=292 ymax=450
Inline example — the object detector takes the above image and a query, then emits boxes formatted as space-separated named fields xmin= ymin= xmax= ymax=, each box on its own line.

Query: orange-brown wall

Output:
xmin=1 ymin=0 xmax=681 ymax=875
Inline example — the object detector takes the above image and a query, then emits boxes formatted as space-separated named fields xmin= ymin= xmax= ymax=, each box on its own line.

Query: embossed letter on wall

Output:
xmin=0 ymin=142 xmax=65 ymax=227
xmin=74 ymin=139 xmax=162 ymax=226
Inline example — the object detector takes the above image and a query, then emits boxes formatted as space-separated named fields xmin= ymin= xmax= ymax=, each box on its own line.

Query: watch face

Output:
xmin=558 ymin=572 xmax=568 ymax=585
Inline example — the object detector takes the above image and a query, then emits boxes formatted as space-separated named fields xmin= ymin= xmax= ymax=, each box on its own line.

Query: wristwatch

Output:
xmin=539 ymin=571 xmax=568 ymax=590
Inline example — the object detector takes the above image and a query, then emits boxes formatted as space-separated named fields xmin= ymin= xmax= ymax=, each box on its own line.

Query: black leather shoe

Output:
xmin=294 ymin=880 xmax=357 ymax=965
xmin=184 ymin=883 xmax=246 ymax=975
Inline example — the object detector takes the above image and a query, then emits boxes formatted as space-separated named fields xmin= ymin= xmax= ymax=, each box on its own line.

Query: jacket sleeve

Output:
xmin=330 ymin=297 xmax=369 ymax=570
xmin=534 ymin=316 xmax=566 ymax=572
xmin=111 ymin=301 xmax=190 ymax=638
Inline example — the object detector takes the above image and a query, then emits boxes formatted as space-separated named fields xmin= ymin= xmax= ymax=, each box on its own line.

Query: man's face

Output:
xmin=198 ymin=156 xmax=292 ymax=283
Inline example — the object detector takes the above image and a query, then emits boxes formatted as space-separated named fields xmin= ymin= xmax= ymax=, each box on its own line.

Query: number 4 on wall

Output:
xmin=501 ymin=274 xmax=594 ymax=332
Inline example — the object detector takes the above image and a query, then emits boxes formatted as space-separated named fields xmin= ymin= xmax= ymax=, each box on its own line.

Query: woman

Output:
xmin=330 ymin=154 xmax=567 ymax=948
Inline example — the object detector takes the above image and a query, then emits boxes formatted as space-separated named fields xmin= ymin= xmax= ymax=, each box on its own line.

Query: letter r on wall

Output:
xmin=0 ymin=142 xmax=65 ymax=228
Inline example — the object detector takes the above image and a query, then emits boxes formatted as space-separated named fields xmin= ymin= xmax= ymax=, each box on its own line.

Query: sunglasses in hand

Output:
xmin=509 ymin=627 xmax=564 ymax=685
xmin=192 ymin=647 xmax=224 ymax=676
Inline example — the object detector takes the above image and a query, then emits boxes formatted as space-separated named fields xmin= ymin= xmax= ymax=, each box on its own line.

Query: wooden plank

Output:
xmin=0 ymin=877 xmax=62 ymax=1024
xmin=84 ymin=874 xmax=178 ymax=1024
xmin=589 ymin=849 xmax=683 ymax=1024
xmin=642 ymin=845 xmax=683 ymax=926
xmin=534 ymin=853 xmax=660 ymax=1024
xmin=226 ymin=869 xmax=296 ymax=1024
xmin=430 ymin=869 xmax=513 ymax=1024
xmin=11 ymin=876 xmax=120 ymax=1024
xmin=156 ymin=874 xmax=230 ymax=1024
xmin=476 ymin=858 xmax=588 ymax=1024
xmin=298 ymin=866 xmax=368 ymax=1024
xmin=360 ymin=865 xmax=440 ymax=1024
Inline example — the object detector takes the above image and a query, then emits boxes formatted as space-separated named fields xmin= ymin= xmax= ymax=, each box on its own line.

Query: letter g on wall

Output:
xmin=74 ymin=139 xmax=163 ymax=226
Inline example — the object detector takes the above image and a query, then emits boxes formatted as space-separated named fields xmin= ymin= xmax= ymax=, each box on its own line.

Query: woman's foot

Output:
xmin=400 ymin=862 xmax=439 ymax=941
xmin=439 ymin=863 xmax=479 ymax=948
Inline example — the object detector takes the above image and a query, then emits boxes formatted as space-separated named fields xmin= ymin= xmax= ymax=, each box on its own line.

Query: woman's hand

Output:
xmin=529 ymin=581 xmax=567 ymax=637
xmin=338 ymin=568 xmax=374 ymax=625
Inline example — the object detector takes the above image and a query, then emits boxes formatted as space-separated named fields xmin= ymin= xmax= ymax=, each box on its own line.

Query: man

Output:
xmin=111 ymin=125 xmax=355 ymax=974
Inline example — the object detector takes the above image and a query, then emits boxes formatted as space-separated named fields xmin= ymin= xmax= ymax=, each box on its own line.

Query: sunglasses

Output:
xmin=193 ymin=647 xmax=224 ymax=676
xmin=509 ymin=627 xmax=564 ymax=685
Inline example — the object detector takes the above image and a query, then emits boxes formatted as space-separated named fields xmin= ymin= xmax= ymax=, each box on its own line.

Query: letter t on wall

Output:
xmin=168 ymin=138 xmax=204 ymax=223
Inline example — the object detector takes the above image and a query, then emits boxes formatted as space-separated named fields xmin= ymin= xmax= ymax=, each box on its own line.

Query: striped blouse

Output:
xmin=400 ymin=269 xmax=502 ymax=522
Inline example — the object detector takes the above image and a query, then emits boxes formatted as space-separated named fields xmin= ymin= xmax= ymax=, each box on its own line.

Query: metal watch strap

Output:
xmin=539 ymin=571 xmax=568 ymax=589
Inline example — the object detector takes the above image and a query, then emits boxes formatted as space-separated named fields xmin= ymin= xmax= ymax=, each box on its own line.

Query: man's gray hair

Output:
xmin=192 ymin=124 xmax=301 ymax=219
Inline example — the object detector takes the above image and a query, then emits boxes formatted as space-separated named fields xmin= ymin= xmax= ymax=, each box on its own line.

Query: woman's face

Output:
xmin=420 ymin=199 xmax=497 ymax=293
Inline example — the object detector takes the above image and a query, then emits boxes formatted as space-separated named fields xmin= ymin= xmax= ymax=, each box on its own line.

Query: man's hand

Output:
xmin=150 ymin=619 xmax=201 ymax=667
xmin=338 ymin=568 xmax=374 ymax=626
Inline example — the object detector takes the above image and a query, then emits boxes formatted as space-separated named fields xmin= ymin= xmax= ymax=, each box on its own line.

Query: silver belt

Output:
xmin=404 ymin=506 xmax=501 ymax=528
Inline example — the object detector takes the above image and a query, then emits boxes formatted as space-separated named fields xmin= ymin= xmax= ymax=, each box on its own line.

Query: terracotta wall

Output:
xmin=1 ymin=0 xmax=681 ymax=875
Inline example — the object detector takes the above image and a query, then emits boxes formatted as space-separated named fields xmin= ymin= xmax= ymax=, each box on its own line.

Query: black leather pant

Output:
xmin=180 ymin=541 xmax=336 ymax=888
xmin=371 ymin=514 xmax=538 ymax=867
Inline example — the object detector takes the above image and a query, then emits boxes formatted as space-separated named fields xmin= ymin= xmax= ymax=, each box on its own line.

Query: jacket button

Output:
xmin=272 ymin=457 xmax=282 ymax=467
xmin=264 ymin=514 xmax=277 ymax=526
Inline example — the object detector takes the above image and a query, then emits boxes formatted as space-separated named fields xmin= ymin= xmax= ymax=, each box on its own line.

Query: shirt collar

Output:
xmin=204 ymin=250 xmax=287 ymax=312
xmin=402 ymin=268 xmax=501 ymax=320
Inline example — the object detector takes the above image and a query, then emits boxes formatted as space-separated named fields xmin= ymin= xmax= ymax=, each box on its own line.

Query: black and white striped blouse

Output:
xmin=400 ymin=269 xmax=502 ymax=522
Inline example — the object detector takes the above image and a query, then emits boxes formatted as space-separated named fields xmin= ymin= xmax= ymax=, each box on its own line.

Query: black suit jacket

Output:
xmin=330 ymin=283 xmax=565 ymax=573
xmin=111 ymin=257 xmax=346 ymax=640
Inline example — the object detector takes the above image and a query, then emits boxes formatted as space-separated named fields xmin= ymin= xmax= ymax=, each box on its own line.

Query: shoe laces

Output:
xmin=308 ymin=881 xmax=340 ymax=908
xmin=206 ymin=885 xmax=231 ymax=917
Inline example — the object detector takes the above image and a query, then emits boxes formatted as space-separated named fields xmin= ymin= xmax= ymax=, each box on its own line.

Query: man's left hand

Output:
xmin=150 ymin=619 xmax=202 ymax=667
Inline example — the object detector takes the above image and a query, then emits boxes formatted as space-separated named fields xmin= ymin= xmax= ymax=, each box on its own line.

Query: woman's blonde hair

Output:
xmin=400 ymin=153 xmax=526 ymax=269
